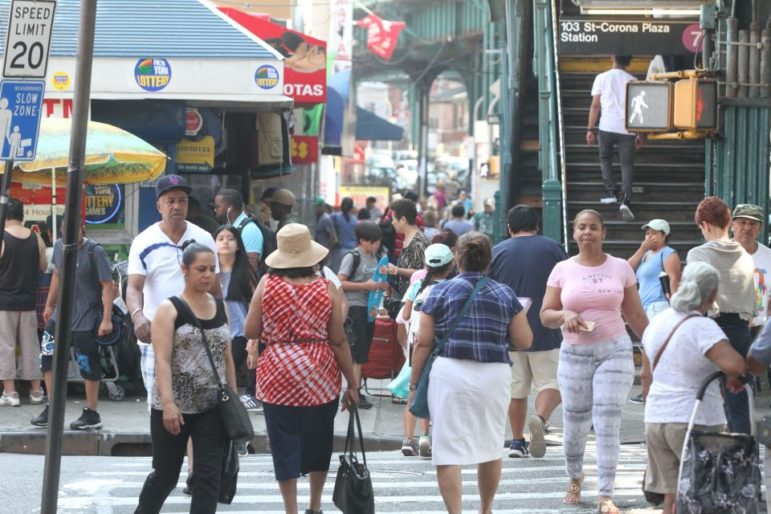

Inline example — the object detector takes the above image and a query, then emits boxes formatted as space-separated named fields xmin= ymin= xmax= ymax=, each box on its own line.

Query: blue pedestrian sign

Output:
xmin=0 ymin=79 xmax=45 ymax=161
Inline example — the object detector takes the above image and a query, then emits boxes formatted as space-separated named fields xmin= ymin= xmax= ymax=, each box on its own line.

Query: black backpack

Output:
xmin=236 ymin=216 xmax=277 ymax=272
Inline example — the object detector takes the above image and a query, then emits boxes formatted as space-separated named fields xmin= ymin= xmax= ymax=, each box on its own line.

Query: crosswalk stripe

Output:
xmin=57 ymin=445 xmax=668 ymax=514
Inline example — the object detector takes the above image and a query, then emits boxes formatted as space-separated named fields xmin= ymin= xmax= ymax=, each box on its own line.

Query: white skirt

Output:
xmin=428 ymin=357 xmax=511 ymax=466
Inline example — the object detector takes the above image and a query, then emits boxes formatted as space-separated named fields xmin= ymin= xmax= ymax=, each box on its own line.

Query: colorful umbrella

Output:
xmin=1 ymin=117 xmax=167 ymax=237
xmin=9 ymin=117 xmax=167 ymax=186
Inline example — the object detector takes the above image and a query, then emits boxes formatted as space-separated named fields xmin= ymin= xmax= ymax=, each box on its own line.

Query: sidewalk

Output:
xmin=1 ymin=378 xmax=769 ymax=456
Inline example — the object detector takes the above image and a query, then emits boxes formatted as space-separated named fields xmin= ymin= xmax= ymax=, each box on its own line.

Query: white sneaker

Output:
xmin=527 ymin=415 xmax=546 ymax=458
xmin=0 ymin=392 xmax=20 ymax=407
xmin=418 ymin=435 xmax=432 ymax=458
xmin=30 ymin=390 xmax=45 ymax=405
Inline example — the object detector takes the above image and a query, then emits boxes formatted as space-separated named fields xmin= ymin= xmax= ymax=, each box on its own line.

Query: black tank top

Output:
xmin=170 ymin=296 xmax=227 ymax=330
xmin=0 ymin=230 xmax=40 ymax=310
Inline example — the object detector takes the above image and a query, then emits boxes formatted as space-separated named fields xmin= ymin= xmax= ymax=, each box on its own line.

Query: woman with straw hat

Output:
xmin=244 ymin=223 xmax=358 ymax=514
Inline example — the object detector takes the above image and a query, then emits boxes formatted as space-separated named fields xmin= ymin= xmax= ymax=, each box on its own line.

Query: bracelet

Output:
xmin=130 ymin=308 xmax=143 ymax=319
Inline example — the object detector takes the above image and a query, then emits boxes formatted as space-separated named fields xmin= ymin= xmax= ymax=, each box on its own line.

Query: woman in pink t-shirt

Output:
xmin=541 ymin=209 xmax=648 ymax=514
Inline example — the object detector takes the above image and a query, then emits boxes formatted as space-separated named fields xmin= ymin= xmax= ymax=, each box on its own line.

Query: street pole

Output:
xmin=0 ymin=161 xmax=13 ymax=254
xmin=41 ymin=1 xmax=97 ymax=512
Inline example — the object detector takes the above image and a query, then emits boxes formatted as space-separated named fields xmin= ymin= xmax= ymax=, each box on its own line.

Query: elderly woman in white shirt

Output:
xmin=641 ymin=262 xmax=745 ymax=514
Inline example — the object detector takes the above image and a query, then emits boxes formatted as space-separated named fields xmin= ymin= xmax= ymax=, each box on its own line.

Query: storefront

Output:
xmin=1 ymin=0 xmax=292 ymax=255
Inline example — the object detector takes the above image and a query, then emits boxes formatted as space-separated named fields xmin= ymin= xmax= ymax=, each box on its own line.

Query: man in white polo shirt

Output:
xmin=126 ymin=174 xmax=221 ymax=407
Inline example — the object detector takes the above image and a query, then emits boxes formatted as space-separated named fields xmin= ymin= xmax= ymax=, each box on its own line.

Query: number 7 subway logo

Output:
xmin=3 ymin=0 xmax=56 ymax=80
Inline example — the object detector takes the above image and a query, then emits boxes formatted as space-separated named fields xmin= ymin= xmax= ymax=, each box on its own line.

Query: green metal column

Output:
xmin=533 ymin=0 xmax=562 ymax=243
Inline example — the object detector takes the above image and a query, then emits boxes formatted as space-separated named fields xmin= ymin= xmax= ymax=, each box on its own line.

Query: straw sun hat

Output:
xmin=265 ymin=223 xmax=329 ymax=269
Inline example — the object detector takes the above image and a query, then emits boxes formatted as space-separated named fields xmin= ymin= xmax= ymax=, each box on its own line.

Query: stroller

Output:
xmin=676 ymin=371 xmax=762 ymax=513
xmin=67 ymin=261 xmax=141 ymax=401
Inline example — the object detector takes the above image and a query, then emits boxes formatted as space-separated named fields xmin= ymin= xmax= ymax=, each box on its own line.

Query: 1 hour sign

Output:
xmin=3 ymin=0 xmax=56 ymax=78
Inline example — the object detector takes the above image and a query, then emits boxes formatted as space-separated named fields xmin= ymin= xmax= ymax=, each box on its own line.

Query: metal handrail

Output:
xmin=549 ymin=0 xmax=570 ymax=251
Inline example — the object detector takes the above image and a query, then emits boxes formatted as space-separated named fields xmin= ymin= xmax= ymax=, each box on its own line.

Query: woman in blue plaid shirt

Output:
xmin=409 ymin=232 xmax=533 ymax=514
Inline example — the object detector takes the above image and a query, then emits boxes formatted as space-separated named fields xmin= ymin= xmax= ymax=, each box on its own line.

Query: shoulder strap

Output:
xmin=174 ymin=296 xmax=225 ymax=388
xmin=86 ymin=240 xmax=102 ymax=286
xmin=434 ymin=277 xmax=489 ymax=356
xmin=652 ymin=314 xmax=699 ymax=371
xmin=345 ymin=249 xmax=361 ymax=278
xmin=344 ymin=404 xmax=367 ymax=465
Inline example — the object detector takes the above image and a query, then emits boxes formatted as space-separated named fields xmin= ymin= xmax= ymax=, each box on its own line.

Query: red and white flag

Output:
xmin=356 ymin=13 xmax=405 ymax=61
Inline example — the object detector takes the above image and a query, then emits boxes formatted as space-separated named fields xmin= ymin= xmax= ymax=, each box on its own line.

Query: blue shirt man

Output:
xmin=488 ymin=204 xmax=567 ymax=459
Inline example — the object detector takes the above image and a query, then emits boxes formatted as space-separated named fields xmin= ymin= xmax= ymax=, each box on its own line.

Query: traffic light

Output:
xmin=673 ymin=78 xmax=717 ymax=130
xmin=626 ymin=81 xmax=673 ymax=132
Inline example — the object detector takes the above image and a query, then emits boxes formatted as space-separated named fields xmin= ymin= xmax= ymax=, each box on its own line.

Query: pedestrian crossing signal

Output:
xmin=673 ymin=78 xmax=717 ymax=131
xmin=625 ymin=81 xmax=673 ymax=132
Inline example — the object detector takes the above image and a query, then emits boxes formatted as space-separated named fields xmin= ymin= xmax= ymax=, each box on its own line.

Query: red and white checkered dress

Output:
xmin=256 ymin=274 xmax=341 ymax=406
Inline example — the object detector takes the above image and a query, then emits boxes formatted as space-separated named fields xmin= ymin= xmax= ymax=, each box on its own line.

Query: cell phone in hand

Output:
xmin=579 ymin=320 xmax=596 ymax=332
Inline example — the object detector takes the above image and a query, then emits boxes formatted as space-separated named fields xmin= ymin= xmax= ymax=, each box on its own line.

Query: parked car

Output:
xmin=364 ymin=155 xmax=406 ymax=192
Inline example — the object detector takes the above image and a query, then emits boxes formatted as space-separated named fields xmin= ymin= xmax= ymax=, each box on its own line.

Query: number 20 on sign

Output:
xmin=3 ymin=0 xmax=56 ymax=79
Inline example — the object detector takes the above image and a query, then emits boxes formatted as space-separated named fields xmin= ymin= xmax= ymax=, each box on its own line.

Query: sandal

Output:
xmin=563 ymin=480 xmax=582 ymax=504
xmin=597 ymin=498 xmax=620 ymax=513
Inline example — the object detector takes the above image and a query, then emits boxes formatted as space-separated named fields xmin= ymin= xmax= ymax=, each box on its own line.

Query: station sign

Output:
xmin=558 ymin=18 xmax=703 ymax=55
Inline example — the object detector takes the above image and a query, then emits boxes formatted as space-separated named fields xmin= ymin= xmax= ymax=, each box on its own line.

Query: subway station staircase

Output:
xmin=559 ymin=58 xmax=707 ymax=258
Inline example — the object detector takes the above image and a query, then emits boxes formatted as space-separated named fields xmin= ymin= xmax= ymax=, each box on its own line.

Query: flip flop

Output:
xmin=563 ymin=481 xmax=581 ymax=504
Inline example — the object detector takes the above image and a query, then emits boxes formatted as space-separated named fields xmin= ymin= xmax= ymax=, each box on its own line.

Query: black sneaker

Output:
xmin=619 ymin=197 xmax=635 ymax=221
xmin=600 ymin=192 xmax=617 ymax=204
xmin=629 ymin=393 xmax=645 ymax=404
xmin=358 ymin=393 xmax=373 ymax=410
xmin=31 ymin=405 xmax=49 ymax=427
xmin=69 ymin=407 xmax=102 ymax=430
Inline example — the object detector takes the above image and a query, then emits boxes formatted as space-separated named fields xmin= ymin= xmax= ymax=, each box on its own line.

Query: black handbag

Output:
xmin=333 ymin=405 xmax=375 ymax=514
xmin=176 ymin=297 xmax=255 ymax=443
xmin=219 ymin=439 xmax=239 ymax=504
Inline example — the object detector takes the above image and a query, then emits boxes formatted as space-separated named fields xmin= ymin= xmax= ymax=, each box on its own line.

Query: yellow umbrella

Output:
xmin=9 ymin=117 xmax=167 ymax=186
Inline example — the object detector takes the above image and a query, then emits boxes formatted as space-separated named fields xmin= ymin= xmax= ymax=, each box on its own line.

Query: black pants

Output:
xmin=716 ymin=313 xmax=753 ymax=434
xmin=135 ymin=406 xmax=226 ymax=514
xmin=231 ymin=335 xmax=256 ymax=397
xmin=598 ymin=129 xmax=636 ymax=200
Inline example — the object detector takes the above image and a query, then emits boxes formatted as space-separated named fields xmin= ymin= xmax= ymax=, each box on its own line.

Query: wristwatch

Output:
xmin=409 ymin=384 xmax=417 ymax=391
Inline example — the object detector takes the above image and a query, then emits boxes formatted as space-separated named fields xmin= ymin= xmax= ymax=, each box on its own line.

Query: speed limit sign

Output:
xmin=3 ymin=0 xmax=56 ymax=79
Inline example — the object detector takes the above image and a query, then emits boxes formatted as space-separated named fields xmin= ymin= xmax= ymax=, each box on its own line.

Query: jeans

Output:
xmin=716 ymin=313 xmax=753 ymax=435
xmin=231 ymin=335 xmax=256 ymax=397
xmin=598 ymin=130 xmax=636 ymax=200
xmin=135 ymin=406 xmax=226 ymax=514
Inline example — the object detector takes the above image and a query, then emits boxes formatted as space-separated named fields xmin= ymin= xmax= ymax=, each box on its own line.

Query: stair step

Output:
xmin=555 ymin=68 xmax=705 ymax=253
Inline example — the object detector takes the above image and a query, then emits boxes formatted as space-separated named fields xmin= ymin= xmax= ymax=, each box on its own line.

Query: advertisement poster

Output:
xmin=337 ymin=185 xmax=389 ymax=211
xmin=219 ymin=8 xmax=326 ymax=104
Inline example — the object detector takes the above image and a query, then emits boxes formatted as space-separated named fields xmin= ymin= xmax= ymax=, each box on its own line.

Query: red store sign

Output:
xmin=291 ymin=135 xmax=318 ymax=165
xmin=220 ymin=8 xmax=326 ymax=105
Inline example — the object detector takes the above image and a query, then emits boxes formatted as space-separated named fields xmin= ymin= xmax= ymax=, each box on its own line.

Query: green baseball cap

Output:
xmin=313 ymin=196 xmax=326 ymax=206
xmin=732 ymin=203 xmax=763 ymax=223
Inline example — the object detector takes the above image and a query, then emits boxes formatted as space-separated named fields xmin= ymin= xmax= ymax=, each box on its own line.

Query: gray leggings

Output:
xmin=558 ymin=336 xmax=634 ymax=497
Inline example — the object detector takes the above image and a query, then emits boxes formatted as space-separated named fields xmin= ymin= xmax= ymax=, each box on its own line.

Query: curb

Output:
xmin=0 ymin=431 xmax=403 ymax=457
